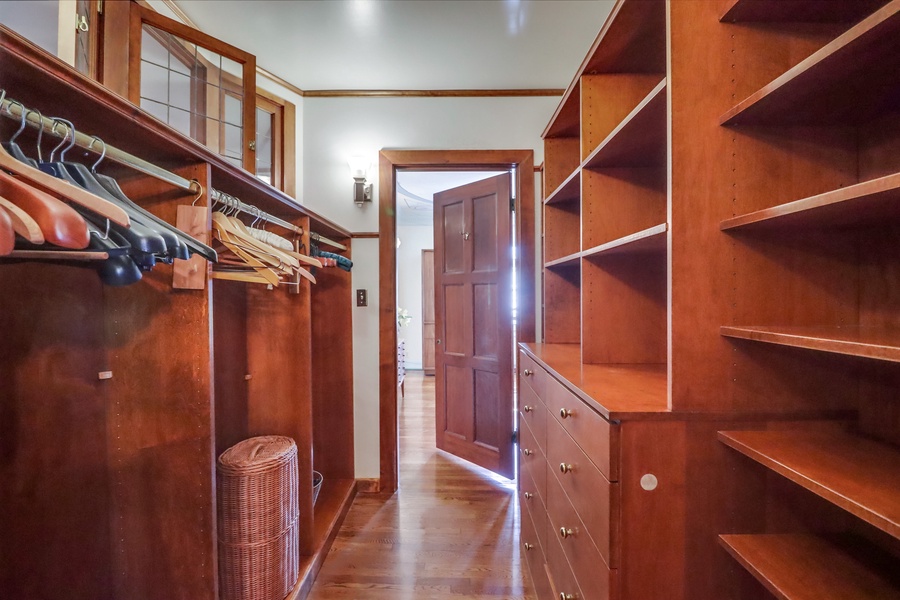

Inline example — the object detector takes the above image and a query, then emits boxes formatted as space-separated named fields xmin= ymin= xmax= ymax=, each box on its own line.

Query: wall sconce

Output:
xmin=348 ymin=156 xmax=373 ymax=207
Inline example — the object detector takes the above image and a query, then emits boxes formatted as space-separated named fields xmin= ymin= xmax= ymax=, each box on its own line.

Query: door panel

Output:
xmin=443 ymin=284 xmax=468 ymax=356
xmin=422 ymin=250 xmax=436 ymax=375
xmin=473 ymin=283 xmax=499 ymax=359
xmin=434 ymin=173 xmax=513 ymax=479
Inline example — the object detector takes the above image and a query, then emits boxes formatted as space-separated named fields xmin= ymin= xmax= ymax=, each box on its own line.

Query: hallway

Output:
xmin=307 ymin=372 xmax=534 ymax=599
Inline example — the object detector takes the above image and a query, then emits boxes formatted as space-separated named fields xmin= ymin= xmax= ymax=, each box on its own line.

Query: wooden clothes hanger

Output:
xmin=0 ymin=203 xmax=14 ymax=255
xmin=0 ymin=196 xmax=43 ymax=243
xmin=0 ymin=169 xmax=90 ymax=248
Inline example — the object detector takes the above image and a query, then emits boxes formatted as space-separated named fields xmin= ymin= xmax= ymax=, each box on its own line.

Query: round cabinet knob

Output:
xmin=524 ymin=542 xmax=534 ymax=551
xmin=523 ymin=405 xmax=533 ymax=413
xmin=559 ymin=408 xmax=573 ymax=419
xmin=559 ymin=463 xmax=573 ymax=474
xmin=560 ymin=593 xmax=576 ymax=600
xmin=559 ymin=527 xmax=574 ymax=539
xmin=523 ymin=492 xmax=533 ymax=500
xmin=523 ymin=448 xmax=533 ymax=456
xmin=523 ymin=369 xmax=533 ymax=377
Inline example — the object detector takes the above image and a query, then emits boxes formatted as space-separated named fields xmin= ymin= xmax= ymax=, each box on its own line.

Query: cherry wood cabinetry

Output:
xmin=0 ymin=27 xmax=354 ymax=600
xmin=526 ymin=0 xmax=900 ymax=598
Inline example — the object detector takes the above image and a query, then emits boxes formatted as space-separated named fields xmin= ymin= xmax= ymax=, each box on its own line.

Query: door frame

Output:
xmin=378 ymin=149 xmax=536 ymax=493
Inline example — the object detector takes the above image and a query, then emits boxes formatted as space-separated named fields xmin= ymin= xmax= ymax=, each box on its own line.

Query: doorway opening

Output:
xmin=395 ymin=169 xmax=513 ymax=487
xmin=378 ymin=150 xmax=536 ymax=493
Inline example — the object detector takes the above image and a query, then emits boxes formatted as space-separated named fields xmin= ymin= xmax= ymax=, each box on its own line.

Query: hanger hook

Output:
xmin=87 ymin=136 xmax=107 ymax=172
xmin=190 ymin=179 xmax=204 ymax=205
xmin=49 ymin=119 xmax=70 ymax=162
xmin=7 ymin=100 xmax=27 ymax=143
xmin=55 ymin=118 xmax=77 ymax=161
xmin=0 ymin=89 xmax=6 ymax=108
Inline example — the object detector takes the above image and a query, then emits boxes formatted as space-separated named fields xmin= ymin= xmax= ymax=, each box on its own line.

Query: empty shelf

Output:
xmin=545 ymin=252 xmax=582 ymax=269
xmin=721 ymin=325 xmax=900 ymax=363
xmin=582 ymin=223 xmax=667 ymax=258
xmin=721 ymin=0 xmax=889 ymax=23
xmin=720 ymin=172 xmax=900 ymax=231
xmin=721 ymin=3 xmax=900 ymax=125
xmin=583 ymin=79 xmax=667 ymax=169
xmin=545 ymin=169 xmax=580 ymax=205
xmin=719 ymin=429 xmax=900 ymax=538
xmin=720 ymin=533 xmax=900 ymax=600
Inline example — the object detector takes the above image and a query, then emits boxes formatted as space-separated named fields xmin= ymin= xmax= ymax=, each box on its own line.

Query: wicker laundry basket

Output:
xmin=217 ymin=436 xmax=299 ymax=600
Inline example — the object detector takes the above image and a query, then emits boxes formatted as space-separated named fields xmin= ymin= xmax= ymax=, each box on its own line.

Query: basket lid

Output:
xmin=218 ymin=436 xmax=296 ymax=470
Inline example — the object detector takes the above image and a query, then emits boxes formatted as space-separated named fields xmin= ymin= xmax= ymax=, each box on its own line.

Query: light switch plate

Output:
xmin=356 ymin=289 xmax=368 ymax=307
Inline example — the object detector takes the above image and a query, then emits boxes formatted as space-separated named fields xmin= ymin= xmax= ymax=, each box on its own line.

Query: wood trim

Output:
xmin=304 ymin=89 xmax=564 ymax=98
xmin=283 ymin=100 xmax=297 ymax=198
xmin=351 ymin=232 xmax=380 ymax=239
xmin=378 ymin=149 xmax=536 ymax=493
xmin=355 ymin=478 xmax=381 ymax=493
xmin=257 ymin=66 xmax=307 ymax=98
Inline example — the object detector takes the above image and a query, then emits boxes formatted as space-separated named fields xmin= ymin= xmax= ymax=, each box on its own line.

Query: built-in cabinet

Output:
xmin=522 ymin=0 xmax=900 ymax=598
xmin=0 ymin=26 xmax=354 ymax=600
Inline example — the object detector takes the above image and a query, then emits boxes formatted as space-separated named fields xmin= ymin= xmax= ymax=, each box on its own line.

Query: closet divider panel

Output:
xmin=0 ymin=265 xmax=112 ymax=599
xmin=104 ymin=163 xmax=217 ymax=600
xmin=311 ymin=236 xmax=354 ymax=482
xmin=245 ymin=271 xmax=315 ymax=555
xmin=213 ymin=281 xmax=250 ymax=455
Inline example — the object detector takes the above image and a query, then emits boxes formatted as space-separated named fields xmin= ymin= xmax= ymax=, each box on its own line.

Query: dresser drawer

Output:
xmin=546 ymin=527 xmax=585 ymax=600
xmin=519 ymin=417 xmax=546 ymax=505
xmin=545 ymin=374 xmax=619 ymax=481
xmin=519 ymin=382 xmax=547 ymax=454
xmin=519 ymin=350 xmax=546 ymax=398
xmin=547 ymin=413 xmax=618 ymax=568
xmin=547 ymin=467 xmax=615 ymax=599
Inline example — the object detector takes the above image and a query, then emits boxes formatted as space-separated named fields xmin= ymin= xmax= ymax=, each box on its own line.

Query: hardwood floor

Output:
xmin=307 ymin=371 xmax=535 ymax=599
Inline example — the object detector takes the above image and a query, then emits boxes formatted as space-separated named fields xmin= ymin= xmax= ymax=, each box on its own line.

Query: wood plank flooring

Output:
xmin=307 ymin=371 xmax=535 ymax=599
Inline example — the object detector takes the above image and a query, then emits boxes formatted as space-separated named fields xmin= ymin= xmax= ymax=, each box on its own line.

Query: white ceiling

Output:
xmin=174 ymin=0 xmax=614 ymax=90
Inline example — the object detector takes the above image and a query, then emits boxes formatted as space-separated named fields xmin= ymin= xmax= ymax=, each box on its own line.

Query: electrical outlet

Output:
xmin=356 ymin=289 xmax=368 ymax=307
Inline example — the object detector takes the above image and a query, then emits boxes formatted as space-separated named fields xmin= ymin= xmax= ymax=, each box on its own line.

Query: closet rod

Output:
xmin=210 ymin=189 xmax=303 ymax=235
xmin=1 ymin=94 xmax=347 ymax=251
xmin=0 ymin=95 xmax=196 ymax=194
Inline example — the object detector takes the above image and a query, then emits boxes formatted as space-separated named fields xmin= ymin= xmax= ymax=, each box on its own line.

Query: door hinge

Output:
xmin=510 ymin=196 xmax=516 ymax=212
xmin=97 ymin=0 xmax=103 ymax=15
xmin=511 ymin=430 xmax=519 ymax=444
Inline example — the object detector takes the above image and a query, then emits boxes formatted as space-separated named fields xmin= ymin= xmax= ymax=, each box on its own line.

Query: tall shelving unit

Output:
xmin=524 ymin=0 xmax=900 ymax=598
xmin=0 ymin=26 xmax=355 ymax=600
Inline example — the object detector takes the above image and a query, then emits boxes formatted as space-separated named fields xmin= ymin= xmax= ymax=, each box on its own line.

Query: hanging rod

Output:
xmin=0 ymin=94 xmax=197 ymax=194
xmin=1 ymin=92 xmax=348 ymax=251
xmin=209 ymin=189 xmax=304 ymax=235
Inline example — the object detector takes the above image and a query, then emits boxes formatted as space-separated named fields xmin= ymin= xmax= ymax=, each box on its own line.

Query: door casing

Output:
xmin=378 ymin=149 xmax=536 ymax=493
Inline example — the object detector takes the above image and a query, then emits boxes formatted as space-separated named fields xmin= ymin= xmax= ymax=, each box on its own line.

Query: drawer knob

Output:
xmin=523 ymin=405 xmax=533 ymax=413
xmin=523 ymin=448 xmax=533 ymax=456
xmin=559 ymin=463 xmax=573 ymax=474
xmin=559 ymin=408 xmax=573 ymax=419
xmin=524 ymin=492 xmax=533 ymax=500
xmin=524 ymin=542 xmax=534 ymax=551
xmin=559 ymin=527 xmax=574 ymax=539
xmin=523 ymin=368 xmax=533 ymax=377
xmin=559 ymin=594 xmax=576 ymax=600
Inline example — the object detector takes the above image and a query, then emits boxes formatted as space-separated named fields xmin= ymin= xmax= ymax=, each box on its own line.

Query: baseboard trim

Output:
xmin=356 ymin=478 xmax=381 ymax=493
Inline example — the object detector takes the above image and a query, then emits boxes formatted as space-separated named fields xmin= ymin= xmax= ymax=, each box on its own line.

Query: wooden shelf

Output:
xmin=720 ymin=533 xmax=900 ymax=600
xmin=720 ymin=172 xmax=900 ymax=231
xmin=545 ymin=169 xmax=580 ymax=205
xmin=582 ymin=79 xmax=666 ymax=169
xmin=545 ymin=252 xmax=581 ymax=269
xmin=720 ymin=2 xmax=900 ymax=125
xmin=582 ymin=223 xmax=667 ymax=258
xmin=721 ymin=0 xmax=889 ymax=23
xmin=719 ymin=429 xmax=900 ymax=538
xmin=721 ymin=325 xmax=900 ymax=363
xmin=521 ymin=343 xmax=669 ymax=420
xmin=544 ymin=82 xmax=581 ymax=139
xmin=581 ymin=0 xmax=666 ymax=74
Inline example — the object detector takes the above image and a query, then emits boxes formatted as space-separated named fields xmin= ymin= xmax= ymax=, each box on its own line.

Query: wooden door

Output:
xmin=422 ymin=249 xmax=436 ymax=376
xmin=433 ymin=173 xmax=514 ymax=479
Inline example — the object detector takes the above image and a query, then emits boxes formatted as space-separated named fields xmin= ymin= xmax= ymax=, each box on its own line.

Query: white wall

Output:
xmin=396 ymin=225 xmax=435 ymax=370
xmin=0 ymin=1 xmax=71 ymax=63
xmin=302 ymin=95 xmax=554 ymax=480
